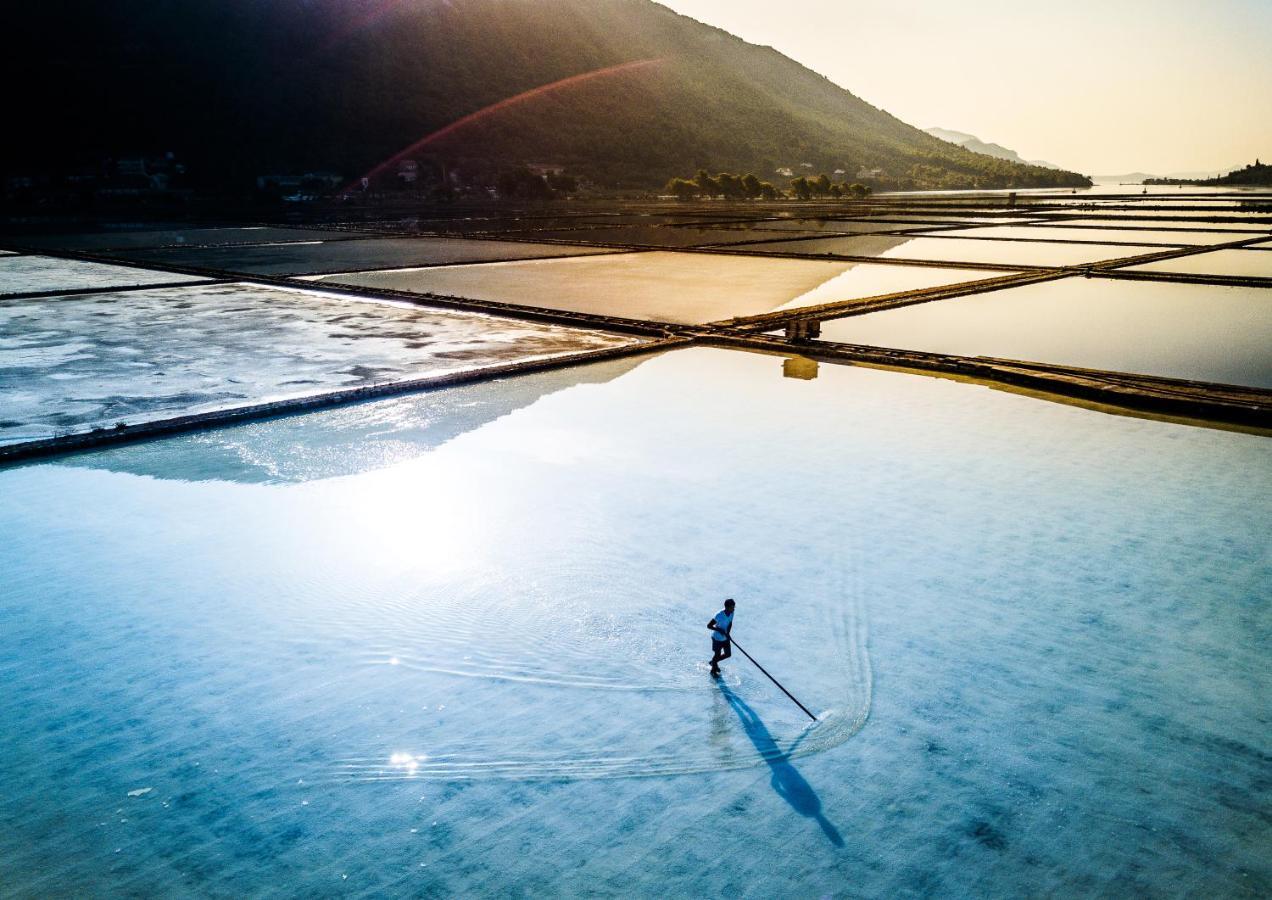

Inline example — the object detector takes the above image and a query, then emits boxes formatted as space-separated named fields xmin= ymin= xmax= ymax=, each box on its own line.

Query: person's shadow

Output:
xmin=719 ymin=682 xmax=844 ymax=847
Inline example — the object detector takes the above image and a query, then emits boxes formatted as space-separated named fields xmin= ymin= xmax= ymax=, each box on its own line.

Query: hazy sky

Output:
xmin=657 ymin=0 xmax=1271 ymax=175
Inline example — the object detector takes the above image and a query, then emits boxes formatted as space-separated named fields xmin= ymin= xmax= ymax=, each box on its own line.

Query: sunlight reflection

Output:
xmin=778 ymin=260 xmax=1002 ymax=312
xmin=334 ymin=455 xmax=491 ymax=572
xmin=389 ymin=752 xmax=425 ymax=776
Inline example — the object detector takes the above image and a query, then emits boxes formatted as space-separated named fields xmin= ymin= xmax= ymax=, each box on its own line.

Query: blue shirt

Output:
xmin=712 ymin=610 xmax=733 ymax=642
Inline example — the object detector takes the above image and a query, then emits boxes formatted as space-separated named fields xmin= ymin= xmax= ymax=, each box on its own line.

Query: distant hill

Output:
xmin=1095 ymin=164 xmax=1251 ymax=183
xmin=1144 ymin=161 xmax=1272 ymax=187
xmin=3 ymin=0 xmax=1090 ymax=192
xmin=1204 ymin=161 xmax=1272 ymax=185
xmin=925 ymin=128 xmax=1062 ymax=171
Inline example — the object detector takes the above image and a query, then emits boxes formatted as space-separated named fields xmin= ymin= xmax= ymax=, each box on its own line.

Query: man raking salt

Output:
xmin=705 ymin=597 xmax=819 ymax=722
xmin=707 ymin=598 xmax=735 ymax=677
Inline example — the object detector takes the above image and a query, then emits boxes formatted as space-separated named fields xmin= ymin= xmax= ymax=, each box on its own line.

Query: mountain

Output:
xmin=925 ymin=128 xmax=1062 ymax=170
xmin=3 ymin=0 xmax=1090 ymax=192
xmin=1094 ymin=164 xmax=1252 ymax=183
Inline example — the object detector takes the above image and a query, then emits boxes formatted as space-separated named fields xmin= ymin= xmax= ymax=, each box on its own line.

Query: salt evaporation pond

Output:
xmin=927 ymin=225 xmax=1240 ymax=246
xmin=0 ymin=282 xmax=640 ymax=445
xmin=112 ymin=235 xmax=617 ymax=276
xmin=518 ymin=225 xmax=800 ymax=247
xmin=856 ymin=214 xmax=1046 ymax=225
xmin=1 ymin=348 xmax=1267 ymax=896
xmin=726 ymin=218 xmax=923 ymax=234
xmin=1048 ymin=217 xmax=1272 ymax=233
xmin=736 ymin=234 xmax=1158 ymax=266
xmin=1121 ymin=247 xmax=1272 ymax=278
xmin=1045 ymin=209 xmax=1272 ymax=220
xmin=0 ymin=255 xmax=209 ymax=295
xmin=13 ymin=226 xmax=364 ymax=252
xmin=309 ymin=252 xmax=1009 ymax=323
xmin=808 ymin=278 xmax=1272 ymax=387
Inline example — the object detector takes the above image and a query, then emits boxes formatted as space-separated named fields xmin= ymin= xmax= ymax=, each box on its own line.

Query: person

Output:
xmin=708 ymin=599 xmax=736 ymax=677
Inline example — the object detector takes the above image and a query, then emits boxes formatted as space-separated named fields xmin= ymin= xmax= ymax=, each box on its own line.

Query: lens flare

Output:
xmin=345 ymin=57 xmax=665 ymax=193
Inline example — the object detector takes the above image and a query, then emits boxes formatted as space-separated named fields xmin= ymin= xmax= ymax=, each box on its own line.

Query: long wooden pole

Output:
xmin=714 ymin=630 xmax=817 ymax=722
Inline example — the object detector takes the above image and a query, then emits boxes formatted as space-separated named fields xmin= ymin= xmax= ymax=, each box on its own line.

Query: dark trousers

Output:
xmin=710 ymin=639 xmax=731 ymax=668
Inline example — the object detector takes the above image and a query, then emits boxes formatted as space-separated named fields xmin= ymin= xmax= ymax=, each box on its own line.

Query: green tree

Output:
xmin=812 ymin=173 xmax=832 ymax=196
xmin=665 ymin=177 xmax=698 ymax=200
xmin=790 ymin=176 xmax=812 ymax=200
xmin=741 ymin=172 xmax=762 ymax=198
xmin=716 ymin=172 xmax=745 ymax=199
xmin=694 ymin=168 xmax=720 ymax=197
xmin=759 ymin=181 xmax=779 ymax=200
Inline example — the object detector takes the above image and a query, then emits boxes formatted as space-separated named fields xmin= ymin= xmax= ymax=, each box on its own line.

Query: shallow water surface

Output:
xmin=1 ymin=348 xmax=1268 ymax=896
xmin=739 ymin=234 xmax=1158 ymax=266
xmin=929 ymin=225 xmax=1243 ymax=245
xmin=1121 ymin=247 xmax=1272 ymax=278
xmin=0 ymin=282 xmax=641 ymax=445
xmin=1047 ymin=217 xmax=1272 ymax=233
xmin=513 ymin=225 xmax=799 ymax=247
xmin=310 ymin=252 xmax=1009 ymax=324
xmin=113 ymin=236 xmax=615 ymax=275
xmin=0 ymin=255 xmax=209 ymax=295
xmin=12 ymin=226 xmax=364 ymax=252
xmin=810 ymin=277 xmax=1272 ymax=387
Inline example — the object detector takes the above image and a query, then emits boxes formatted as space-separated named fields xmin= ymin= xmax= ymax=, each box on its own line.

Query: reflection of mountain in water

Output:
xmin=750 ymin=231 xmax=916 ymax=263
xmin=58 ymin=355 xmax=650 ymax=485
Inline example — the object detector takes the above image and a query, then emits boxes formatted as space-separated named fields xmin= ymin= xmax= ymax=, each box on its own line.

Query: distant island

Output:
xmin=1144 ymin=160 xmax=1272 ymax=186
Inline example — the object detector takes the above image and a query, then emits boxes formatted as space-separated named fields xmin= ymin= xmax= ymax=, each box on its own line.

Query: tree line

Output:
xmin=664 ymin=170 xmax=872 ymax=201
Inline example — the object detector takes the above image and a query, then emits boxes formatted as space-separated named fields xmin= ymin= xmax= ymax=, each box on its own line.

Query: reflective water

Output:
xmin=0 ymin=255 xmax=209 ymax=295
xmin=731 ymin=234 xmax=916 ymax=257
xmin=1122 ymin=247 xmax=1272 ymax=278
xmin=521 ymin=226 xmax=798 ymax=247
xmin=1048 ymin=217 xmax=1272 ymax=233
xmin=712 ymin=218 xmax=912 ymax=234
xmin=857 ymin=214 xmax=1045 ymax=225
xmin=740 ymin=235 xmax=1159 ymax=266
xmin=310 ymin=252 xmax=1009 ymax=324
xmin=0 ymin=282 xmax=641 ymax=445
xmin=1043 ymin=209 xmax=1272 ymax=220
xmin=13 ymin=227 xmax=363 ymax=252
xmin=1 ymin=348 xmax=1268 ymax=896
xmin=357 ymin=215 xmax=604 ymax=234
xmin=359 ymin=214 xmax=754 ymax=236
xmin=113 ymin=237 xmax=615 ymax=275
xmin=812 ymin=278 xmax=1272 ymax=387
xmin=932 ymin=225 xmax=1244 ymax=246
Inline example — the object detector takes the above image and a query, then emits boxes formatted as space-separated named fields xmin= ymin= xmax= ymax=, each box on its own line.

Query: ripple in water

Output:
xmin=324 ymin=576 xmax=871 ymax=782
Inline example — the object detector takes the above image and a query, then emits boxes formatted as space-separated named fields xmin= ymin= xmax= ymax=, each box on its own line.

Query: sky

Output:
xmin=657 ymin=0 xmax=1272 ymax=176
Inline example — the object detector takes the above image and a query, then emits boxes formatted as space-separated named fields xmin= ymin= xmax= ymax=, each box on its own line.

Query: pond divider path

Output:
xmin=3 ymin=194 xmax=1269 ymax=463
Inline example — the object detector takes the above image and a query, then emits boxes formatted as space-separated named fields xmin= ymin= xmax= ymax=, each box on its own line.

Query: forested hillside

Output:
xmin=4 ymin=0 xmax=1090 ymax=191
